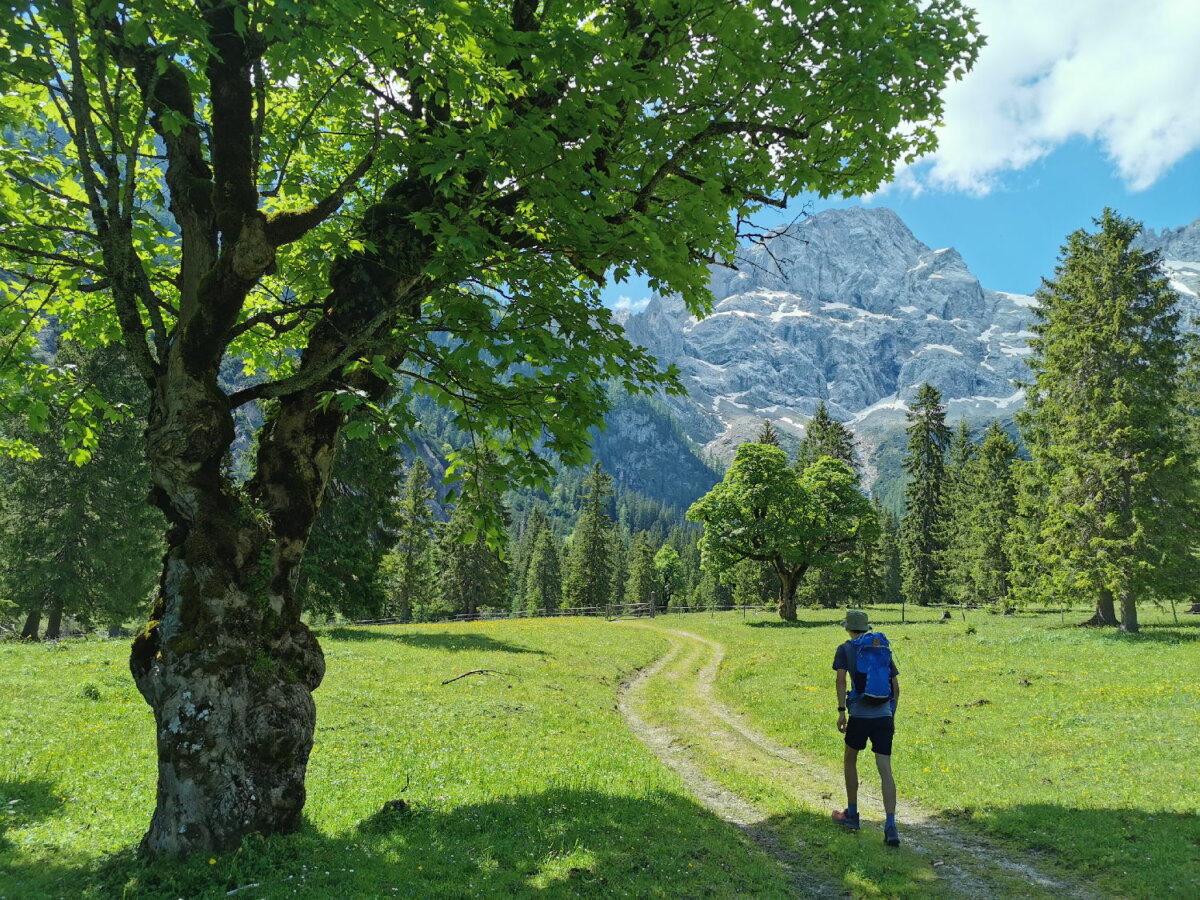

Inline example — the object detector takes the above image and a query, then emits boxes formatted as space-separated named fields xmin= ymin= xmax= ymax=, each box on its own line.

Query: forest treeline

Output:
xmin=2 ymin=212 xmax=1197 ymax=636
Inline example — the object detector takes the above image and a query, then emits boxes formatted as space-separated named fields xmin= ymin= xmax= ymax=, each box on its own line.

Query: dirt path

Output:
xmin=618 ymin=624 xmax=1092 ymax=899
xmin=617 ymin=642 xmax=843 ymax=898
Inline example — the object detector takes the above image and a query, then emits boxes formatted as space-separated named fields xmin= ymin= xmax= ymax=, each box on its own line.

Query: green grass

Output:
xmin=0 ymin=619 xmax=792 ymax=898
xmin=1 ymin=608 xmax=1197 ymax=898
xmin=660 ymin=605 xmax=1200 ymax=897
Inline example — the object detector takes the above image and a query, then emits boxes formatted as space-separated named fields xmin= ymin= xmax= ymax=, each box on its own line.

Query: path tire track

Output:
xmin=620 ymin=625 xmax=1093 ymax=899
xmin=618 ymin=641 xmax=842 ymax=898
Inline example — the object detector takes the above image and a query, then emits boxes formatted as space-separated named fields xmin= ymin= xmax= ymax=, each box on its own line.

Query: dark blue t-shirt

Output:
xmin=833 ymin=639 xmax=899 ymax=719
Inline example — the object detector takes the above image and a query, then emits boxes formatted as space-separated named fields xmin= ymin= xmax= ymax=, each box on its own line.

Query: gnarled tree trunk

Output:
xmin=1081 ymin=587 xmax=1117 ymax=627
xmin=1118 ymin=589 xmax=1138 ymax=634
xmin=776 ymin=566 xmax=805 ymax=622
xmin=20 ymin=605 xmax=41 ymax=641
xmin=130 ymin=378 xmax=345 ymax=855
xmin=43 ymin=597 xmax=65 ymax=641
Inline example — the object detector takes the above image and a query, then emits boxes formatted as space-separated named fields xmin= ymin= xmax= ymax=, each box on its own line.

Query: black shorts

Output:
xmin=845 ymin=716 xmax=894 ymax=756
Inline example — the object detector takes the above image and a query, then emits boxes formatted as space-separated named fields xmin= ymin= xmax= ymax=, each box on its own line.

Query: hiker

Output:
xmin=831 ymin=608 xmax=900 ymax=846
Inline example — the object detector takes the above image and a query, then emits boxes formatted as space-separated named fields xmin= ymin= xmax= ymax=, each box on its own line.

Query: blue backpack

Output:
xmin=849 ymin=632 xmax=893 ymax=706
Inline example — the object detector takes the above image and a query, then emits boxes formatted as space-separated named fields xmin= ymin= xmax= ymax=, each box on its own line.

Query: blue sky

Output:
xmin=604 ymin=0 xmax=1200 ymax=308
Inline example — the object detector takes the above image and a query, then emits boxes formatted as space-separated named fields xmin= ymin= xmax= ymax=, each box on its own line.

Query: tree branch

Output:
xmin=265 ymin=126 xmax=381 ymax=247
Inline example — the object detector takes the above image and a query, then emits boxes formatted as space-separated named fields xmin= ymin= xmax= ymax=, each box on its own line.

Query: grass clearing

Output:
xmin=0 ymin=619 xmax=791 ymax=898
xmin=1 ymin=607 xmax=1196 ymax=897
xmin=653 ymin=605 xmax=1200 ymax=897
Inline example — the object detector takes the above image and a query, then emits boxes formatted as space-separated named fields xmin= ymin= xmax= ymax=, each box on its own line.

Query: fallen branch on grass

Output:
xmin=441 ymin=669 xmax=513 ymax=685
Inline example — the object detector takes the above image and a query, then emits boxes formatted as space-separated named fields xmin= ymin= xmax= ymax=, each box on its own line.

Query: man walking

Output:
xmin=832 ymin=609 xmax=900 ymax=846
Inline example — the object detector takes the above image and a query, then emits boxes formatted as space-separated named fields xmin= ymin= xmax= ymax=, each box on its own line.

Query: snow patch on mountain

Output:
xmin=621 ymin=208 xmax=1200 ymax=483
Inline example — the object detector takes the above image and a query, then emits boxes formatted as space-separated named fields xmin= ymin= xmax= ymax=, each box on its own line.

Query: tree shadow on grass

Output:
xmin=0 ymin=779 xmax=63 ymax=852
xmin=744 ymin=618 xmax=829 ymax=629
xmin=1093 ymin=625 xmax=1200 ymax=644
xmin=976 ymin=803 xmax=1200 ymax=896
xmin=14 ymin=789 xmax=797 ymax=899
xmin=321 ymin=628 xmax=547 ymax=655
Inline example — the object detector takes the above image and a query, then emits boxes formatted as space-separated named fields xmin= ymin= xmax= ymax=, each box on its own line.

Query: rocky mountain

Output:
xmin=1136 ymin=220 xmax=1200 ymax=323
xmin=618 ymin=207 xmax=1200 ymax=498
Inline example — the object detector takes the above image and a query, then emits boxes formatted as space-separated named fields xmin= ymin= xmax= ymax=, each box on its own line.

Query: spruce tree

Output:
xmin=730 ymin=557 xmax=778 ymax=608
xmin=437 ymin=498 xmax=510 ymax=618
xmin=755 ymin=419 xmax=783 ymax=447
xmin=561 ymin=463 xmax=615 ymax=611
xmin=937 ymin=420 xmax=977 ymax=606
xmin=0 ymin=343 xmax=162 ymax=639
xmin=625 ymin=532 xmax=658 ymax=609
xmin=511 ymin=507 xmax=549 ymax=612
xmin=900 ymin=383 xmax=951 ymax=606
xmin=965 ymin=422 xmax=1018 ymax=608
xmin=523 ymin=528 xmax=562 ymax=615
xmin=298 ymin=428 xmax=404 ymax=621
xmin=609 ymin=528 xmax=630 ymax=610
xmin=654 ymin=544 xmax=684 ymax=608
xmin=1020 ymin=210 xmax=1197 ymax=632
xmin=1179 ymin=332 xmax=1200 ymax=614
xmin=795 ymin=401 xmax=859 ymax=471
xmin=861 ymin=500 xmax=902 ymax=608
xmin=379 ymin=459 xmax=438 ymax=622
xmin=1003 ymin=459 xmax=1050 ymax=611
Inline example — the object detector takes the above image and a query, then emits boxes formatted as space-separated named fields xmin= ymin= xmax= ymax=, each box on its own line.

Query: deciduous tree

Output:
xmin=0 ymin=0 xmax=980 ymax=853
xmin=688 ymin=445 xmax=877 ymax=621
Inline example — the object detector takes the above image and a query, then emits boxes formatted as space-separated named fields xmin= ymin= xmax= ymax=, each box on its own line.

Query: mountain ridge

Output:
xmin=616 ymin=207 xmax=1200 ymax=496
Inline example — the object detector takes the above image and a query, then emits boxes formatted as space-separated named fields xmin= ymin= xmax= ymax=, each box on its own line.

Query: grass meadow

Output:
xmin=669 ymin=605 xmax=1200 ymax=897
xmin=0 ymin=606 xmax=1197 ymax=897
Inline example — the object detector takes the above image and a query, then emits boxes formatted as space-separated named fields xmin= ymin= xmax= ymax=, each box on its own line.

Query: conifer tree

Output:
xmin=625 ymin=532 xmax=658 ymax=609
xmin=298 ymin=429 xmax=403 ymax=621
xmin=609 ymin=528 xmax=630 ymax=610
xmin=0 ymin=344 xmax=161 ymax=639
xmin=1179 ymin=332 xmax=1200 ymax=614
xmin=523 ymin=528 xmax=562 ymax=615
xmin=437 ymin=499 xmax=510 ymax=618
xmin=562 ymin=463 xmax=615 ymax=611
xmin=511 ymin=507 xmax=549 ymax=611
xmin=730 ymin=557 xmax=778 ymax=607
xmin=900 ymin=383 xmax=951 ymax=606
xmin=696 ymin=567 xmax=734 ymax=610
xmin=380 ymin=459 xmax=438 ymax=623
xmin=937 ymin=420 xmax=977 ymax=606
xmin=965 ymin=422 xmax=1018 ymax=607
xmin=1003 ymin=459 xmax=1050 ymax=611
xmin=1020 ymin=210 xmax=1196 ymax=632
xmin=755 ymin=420 xmax=783 ymax=447
xmin=796 ymin=401 xmax=859 ymax=471
xmin=860 ymin=499 xmax=902 ymax=608
xmin=654 ymin=544 xmax=684 ymax=608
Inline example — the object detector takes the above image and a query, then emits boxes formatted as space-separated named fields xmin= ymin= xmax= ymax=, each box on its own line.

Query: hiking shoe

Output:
xmin=884 ymin=822 xmax=900 ymax=847
xmin=831 ymin=809 xmax=860 ymax=832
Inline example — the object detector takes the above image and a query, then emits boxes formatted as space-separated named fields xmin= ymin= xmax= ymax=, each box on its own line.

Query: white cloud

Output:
xmin=908 ymin=0 xmax=1200 ymax=194
xmin=612 ymin=294 xmax=651 ymax=314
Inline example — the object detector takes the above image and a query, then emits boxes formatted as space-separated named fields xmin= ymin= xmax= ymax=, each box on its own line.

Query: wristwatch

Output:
xmin=837 ymin=706 xmax=846 ymax=712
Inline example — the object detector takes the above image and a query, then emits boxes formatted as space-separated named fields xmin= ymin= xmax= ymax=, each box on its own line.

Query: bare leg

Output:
xmin=874 ymin=752 xmax=897 ymax=815
xmin=843 ymin=744 xmax=859 ymax=808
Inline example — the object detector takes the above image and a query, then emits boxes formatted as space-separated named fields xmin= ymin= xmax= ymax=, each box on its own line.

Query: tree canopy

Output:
xmin=0 ymin=0 xmax=982 ymax=856
xmin=1019 ymin=209 xmax=1197 ymax=632
xmin=688 ymin=444 xmax=876 ymax=620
